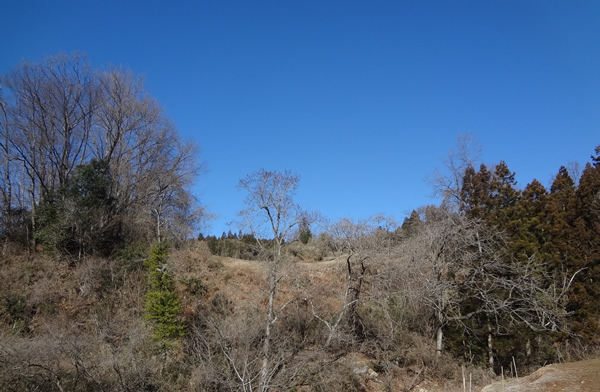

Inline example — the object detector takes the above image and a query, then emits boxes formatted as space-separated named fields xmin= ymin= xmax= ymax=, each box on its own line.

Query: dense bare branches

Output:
xmin=379 ymin=205 xmax=571 ymax=367
xmin=0 ymin=53 xmax=202 ymax=249
xmin=235 ymin=169 xmax=314 ymax=391
xmin=237 ymin=169 xmax=307 ymax=253
xmin=430 ymin=133 xmax=481 ymax=209
xmin=4 ymin=53 xmax=96 ymax=197
xmin=321 ymin=216 xmax=398 ymax=346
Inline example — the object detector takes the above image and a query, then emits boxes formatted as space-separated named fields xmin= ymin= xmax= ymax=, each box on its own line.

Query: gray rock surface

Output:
xmin=481 ymin=359 xmax=600 ymax=392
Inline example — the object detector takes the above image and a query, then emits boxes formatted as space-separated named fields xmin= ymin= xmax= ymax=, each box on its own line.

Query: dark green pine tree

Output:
xmin=550 ymin=166 xmax=576 ymax=213
xmin=34 ymin=159 xmax=119 ymax=257
xmin=544 ymin=166 xmax=577 ymax=272
xmin=298 ymin=217 xmax=312 ymax=244
xmin=144 ymin=242 xmax=185 ymax=343
xmin=400 ymin=209 xmax=423 ymax=237
xmin=488 ymin=161 xmax=520 ymax=230
xmin=573 ymin=148 xmax=600 ymax=232
xmin=567 ymin=146 xmax=600 ymax=342
xmin=508 ymin=179 xmax=548 ymax=263
xmin=460 ymin=164 xmax=492 ymax=220
xmin=460 ymin=161 xmax=520 ymax=235
xmin=458 ymin=160 xmax=564 ymax=367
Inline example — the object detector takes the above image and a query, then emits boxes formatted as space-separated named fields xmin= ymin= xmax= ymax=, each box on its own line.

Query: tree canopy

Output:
xmin=0 ymin=53 xmax=202 ymax=255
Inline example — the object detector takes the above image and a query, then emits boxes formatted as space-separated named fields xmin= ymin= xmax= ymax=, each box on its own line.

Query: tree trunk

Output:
xmin=259 ymin=269 xmax=275 ymax=392
xmin=2 ymin=124 xmax=10 ymax=255
xmin=29 ymin=188 xmax=36 ymax=252
xmin=436 ymin=323 xmax=443 ymax=358
xmin=346 ymin=255 xmax=366 ymax=338
xmin=259 ymin=248 xmax=280 ymax=392
xmin=436 ymin=286 xmax=446 ymax=358
xmin=487 ymin=324 xmax=494 ymax=369
xmin=156 ymin=209 xmax=161 ymax=243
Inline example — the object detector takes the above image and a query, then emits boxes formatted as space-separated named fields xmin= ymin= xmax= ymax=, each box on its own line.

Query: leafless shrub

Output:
xmin=284 ymin=240 xmax=329 ymax=262
xmin=74 ymin=256 xmax=118 ymax=299
xmin=171 ymin=241 xmax=212 ymax=277
xmin=0 ymin=276 xmax=155 ymax=391
xmin=186 ymin=302 xmax=264 ymax=391
xmin=289 ymin=352 xmax=369 ymax=392
xmin=0 ymin=333 xmax=64 ymax=391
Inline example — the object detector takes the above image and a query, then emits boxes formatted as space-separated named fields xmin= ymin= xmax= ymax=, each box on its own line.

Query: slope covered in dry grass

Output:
xmin=1 ymin=243 xmax=598 ymax=392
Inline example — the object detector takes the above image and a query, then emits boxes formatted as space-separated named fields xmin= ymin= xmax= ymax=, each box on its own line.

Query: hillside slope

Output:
xmin=2 ymin=244 xmax=598 ymax=392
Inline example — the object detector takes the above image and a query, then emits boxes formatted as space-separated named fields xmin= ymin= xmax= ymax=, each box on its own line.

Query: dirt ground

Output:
xmin=481 ymin=359 xmax=600 ymax=392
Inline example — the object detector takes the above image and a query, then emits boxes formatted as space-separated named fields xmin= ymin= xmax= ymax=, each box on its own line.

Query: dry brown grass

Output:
xmin=171 ymin=247 xmax=349 ymax=319
xmin=0 ymin=246 xmax=163 ymax=391
xmin=0 ymin=244 xmax=555 ymax=392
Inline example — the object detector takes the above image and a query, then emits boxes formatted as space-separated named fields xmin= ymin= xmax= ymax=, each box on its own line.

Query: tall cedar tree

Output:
xmin=460 ymin=161 xmax=520 ymax=234
xmin=510 ymin=179 xmax=548 ymax=263
xmin=460 ymin=150 xmax=600 ymax=346
xmin=458 ymin=160 xmax=570 ymax=365
xmin=568 ymin=147 xmax=600 ymax=341
xmin=546 ymin=167 xmax=577 ymax=272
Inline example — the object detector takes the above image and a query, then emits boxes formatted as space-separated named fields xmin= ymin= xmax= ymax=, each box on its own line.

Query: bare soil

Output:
xmin=481 ymin=359 xmax=600 ymax=392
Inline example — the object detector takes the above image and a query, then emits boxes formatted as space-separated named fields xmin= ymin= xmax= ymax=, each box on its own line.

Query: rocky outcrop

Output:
xmin=481 ymin=359 xmax=600 ymax=392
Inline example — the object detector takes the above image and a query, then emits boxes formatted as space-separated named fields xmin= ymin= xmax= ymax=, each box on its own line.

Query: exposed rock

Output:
xmin=481 ymin=359 xmax=600 ymax=392
xmin=337 ymin=352 xmax=379 ymax=378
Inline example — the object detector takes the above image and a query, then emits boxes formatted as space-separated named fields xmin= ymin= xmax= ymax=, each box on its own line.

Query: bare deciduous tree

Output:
xmin=93 ymin=68 xmax=202 ymax=243
xmin=430 ymin=133 xmax=481 ymax=209
xmin=0 ymin=89 xmax=11 ymax=247
xmin=1 ymin=53 xmax=203 ymax=249
xmin=5 ymin=53 xmax=97 ymax=197
xmin=318 ymin=216 xmax=397 ymax=346
xmin=236 ymin=169 xmax=311 ymax=392
xmin=389 ymin=205 xmax=573 ymax=367
xmin=2 ymin=54 xmax=98 ymax=248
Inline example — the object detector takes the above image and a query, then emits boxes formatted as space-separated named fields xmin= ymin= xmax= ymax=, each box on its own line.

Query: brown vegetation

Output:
xmin=1 ymin=54 xmax=599 ymax=391
xmin=1 ymin=231 xmax=599 ymax=391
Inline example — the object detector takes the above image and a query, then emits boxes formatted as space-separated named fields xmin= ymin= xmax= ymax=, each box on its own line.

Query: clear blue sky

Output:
xmin=2 ymin=1 xmax=599 ymax=236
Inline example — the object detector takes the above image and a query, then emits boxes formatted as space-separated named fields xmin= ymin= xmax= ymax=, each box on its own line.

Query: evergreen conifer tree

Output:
xmin=568 ymin=146 xmax=600 ymax=341
xmin=144 ymin=243 xmax=184 ymax=343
